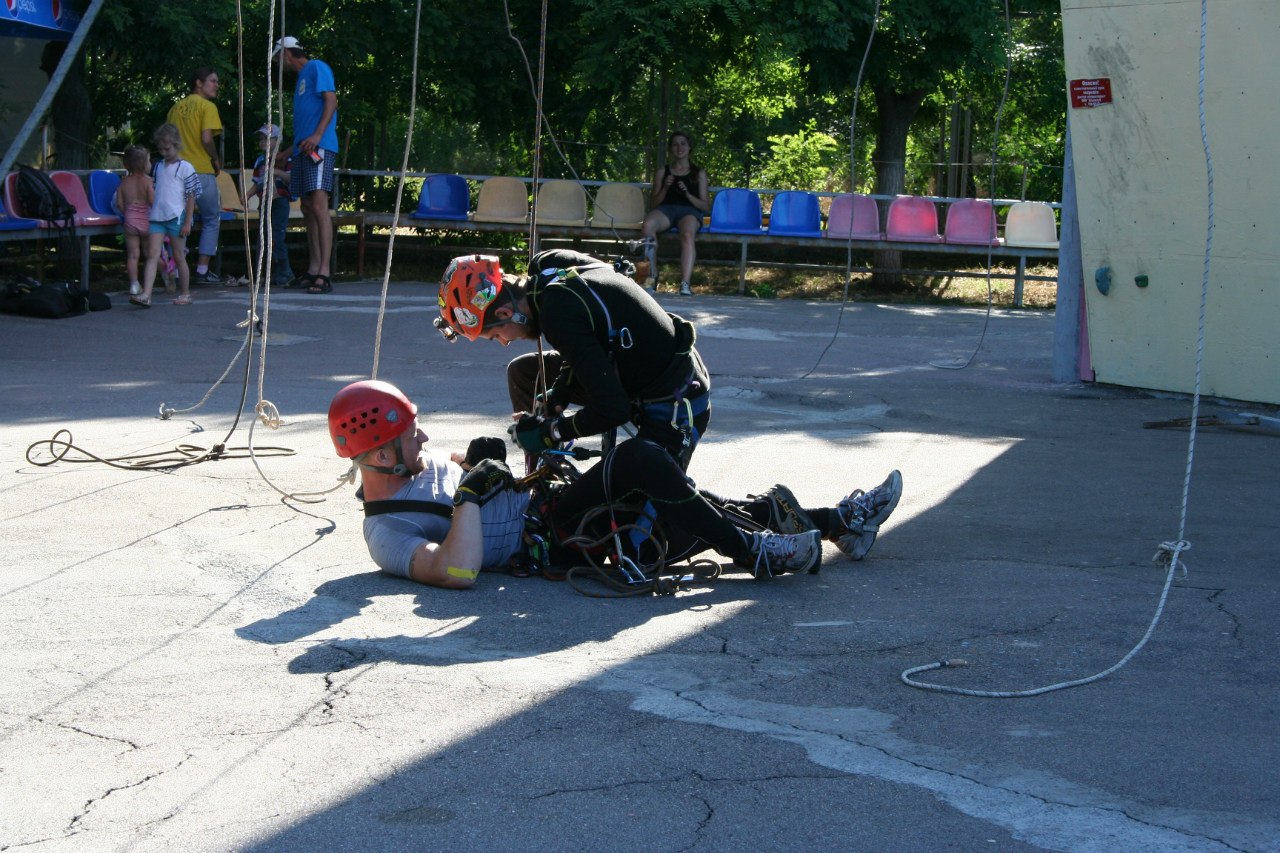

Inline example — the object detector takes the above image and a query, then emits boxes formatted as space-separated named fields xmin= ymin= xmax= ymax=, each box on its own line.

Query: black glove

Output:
xmin=453 ymin=459 xmax=514 ymax=507
xmin=463 ymin=436 xmax=507 ymax=468
xmin=534 ymin=384 xmax=571 ymax=414
xmin=510 ymin=413 xmax=557 ymax=455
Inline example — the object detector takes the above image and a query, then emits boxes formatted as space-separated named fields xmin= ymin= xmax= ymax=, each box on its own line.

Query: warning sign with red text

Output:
xmin=1070 ymin=78 xmax=1113 ymax=108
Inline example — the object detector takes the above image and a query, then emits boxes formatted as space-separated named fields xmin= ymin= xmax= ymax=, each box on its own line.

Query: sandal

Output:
xmin=285 ymin=272 xmax=315 ymax=289
xmin=306 ymin=275 xmax=333 ymax=294
xmin=173 ymin=295 xmax=193 ymax=305
xmin=129 ymin=295 xmax=151 ymax=308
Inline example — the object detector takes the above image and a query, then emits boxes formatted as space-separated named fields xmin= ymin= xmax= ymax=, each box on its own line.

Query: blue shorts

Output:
xmin=291 ymin=149 xmax=336 ymax=198
xmin=656 ymin=204 xmax=703 ymax=229
xmin=149 ymin=214 xmax=186 ymax=238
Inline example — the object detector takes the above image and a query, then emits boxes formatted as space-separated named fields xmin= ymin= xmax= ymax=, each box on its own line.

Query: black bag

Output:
xmin=12 ymin=166 xmax=81 ymax=280
xmin=0 ymin=277 xmax=88 ymax=319
xmin=13 ymin=165 xmax=76 ymax=223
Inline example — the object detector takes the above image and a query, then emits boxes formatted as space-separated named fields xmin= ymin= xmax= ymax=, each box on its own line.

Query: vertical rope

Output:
xmin=902 ymin=0 xmax=1212 ymax=697
xmin=369 ymin=0 xmax=424 ymax=379
xmin=526 ymin=0 xmax=549 ymax=258
xmin=928 ymin=0 xmax=1012 ymax=371
xmin=797 ymin=0 xmax=880 ymax=380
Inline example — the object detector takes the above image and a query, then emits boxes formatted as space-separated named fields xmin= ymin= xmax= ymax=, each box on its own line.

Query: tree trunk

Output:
xmin=41 ymin=43 xmax=93 ymax=169
xmin=871 ymin=86 xmax=926 ymax=290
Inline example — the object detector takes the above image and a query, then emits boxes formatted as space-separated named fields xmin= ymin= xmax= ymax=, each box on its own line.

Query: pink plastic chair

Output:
xmin=943 ymin=199 xmax=1000 ymax=246
xmin=884 ymin=196 xmax=942 ymax=243
xmin=50 ymin=171 xmax=120 ymax=226
xmin=825 ymin=194 xmax=881 ymax=239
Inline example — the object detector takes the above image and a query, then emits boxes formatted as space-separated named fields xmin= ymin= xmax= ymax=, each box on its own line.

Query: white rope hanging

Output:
xmin=902 ymin=0 xmax=1213 ymax=697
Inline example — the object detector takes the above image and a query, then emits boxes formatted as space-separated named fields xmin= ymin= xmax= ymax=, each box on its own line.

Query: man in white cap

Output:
xmin=273 ymin=36 xmax=339 ymax=295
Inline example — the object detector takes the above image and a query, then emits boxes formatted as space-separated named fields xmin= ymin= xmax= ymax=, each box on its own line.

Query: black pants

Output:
xmin=548 ymin=437 xmax=749 ymax=564
xmin=544 ymin=438 xmax=843 ymax=572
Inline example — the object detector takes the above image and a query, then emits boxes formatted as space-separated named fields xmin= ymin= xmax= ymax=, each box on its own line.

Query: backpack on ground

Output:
xmin=0 ymin=277 xmax=89 ymax=319
xmin=13 ymin=165 xmax=76 ymax=223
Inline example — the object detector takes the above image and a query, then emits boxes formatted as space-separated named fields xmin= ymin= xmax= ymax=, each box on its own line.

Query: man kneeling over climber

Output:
xmin=329 ymin=379 xmax=902 ymax=590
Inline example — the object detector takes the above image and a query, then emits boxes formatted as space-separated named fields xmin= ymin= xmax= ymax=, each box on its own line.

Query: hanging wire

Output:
xmin=902 ymin=0 xmax=1212 ymax=696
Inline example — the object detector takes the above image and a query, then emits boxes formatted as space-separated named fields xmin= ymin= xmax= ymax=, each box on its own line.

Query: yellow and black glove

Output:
xmin=452 ymin=459 xmax=514 ymax=507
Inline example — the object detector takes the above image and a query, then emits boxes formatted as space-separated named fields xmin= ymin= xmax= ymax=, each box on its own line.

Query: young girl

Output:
xmin=134 ymin=123 xmax=200 ymax=307
xmin=115 ymin=145 xmax=153 ymax=297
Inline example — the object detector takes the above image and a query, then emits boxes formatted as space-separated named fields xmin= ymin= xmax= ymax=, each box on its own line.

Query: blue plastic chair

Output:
xmin=767 ymin=191 xmax=822 ymax=238
xmin=88 ymin=170 xmax=122 ymax=216
xmin=706 ymin=188 xmax=763 ymax=235
xmin=411 ymin=174 xmax=470 ymax=221
xmin=0 ymin=194 xmax=38 ymax=230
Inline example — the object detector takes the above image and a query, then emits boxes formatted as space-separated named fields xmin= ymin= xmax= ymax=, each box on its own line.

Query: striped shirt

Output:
xmin=150 ymin=158 xmax=202 ymax=222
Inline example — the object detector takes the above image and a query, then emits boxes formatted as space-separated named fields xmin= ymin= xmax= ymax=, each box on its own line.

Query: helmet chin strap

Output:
xmin=357 ymin=438 xmax=411 ymax=477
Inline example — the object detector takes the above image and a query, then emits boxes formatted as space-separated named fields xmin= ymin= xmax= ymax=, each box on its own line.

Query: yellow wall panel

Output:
xmin=1061 ymin=0 xmax=1279 ymax=402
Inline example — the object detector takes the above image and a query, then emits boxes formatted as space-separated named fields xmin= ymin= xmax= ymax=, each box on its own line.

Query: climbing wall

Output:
xmin=1061 ymin=0 xmax=1279 ymax=404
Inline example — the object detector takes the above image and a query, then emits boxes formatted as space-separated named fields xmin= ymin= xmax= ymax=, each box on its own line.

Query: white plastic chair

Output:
xmin=590 ymin=183 xmax=645 ymax=229
xmin=1004 ymin=201 xmax=1059 ymax=248
xmin=534 ymin=180 xmax=587 ymax=227
xmin=472 ymin=176 xmax=530 ymax=224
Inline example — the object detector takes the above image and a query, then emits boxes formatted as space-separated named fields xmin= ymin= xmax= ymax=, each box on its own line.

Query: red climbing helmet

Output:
xmin=438 ymin=254 xmax=505 ymax=341
xmin=328 ymin=380 xmax=417 ymax=458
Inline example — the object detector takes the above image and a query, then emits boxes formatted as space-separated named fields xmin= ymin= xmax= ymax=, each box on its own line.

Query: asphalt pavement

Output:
xmin=1 ymin=278 xmax=1276 ymax=852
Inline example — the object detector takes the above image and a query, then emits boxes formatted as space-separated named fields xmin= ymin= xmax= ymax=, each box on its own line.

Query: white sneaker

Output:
xmin=678 ymin=281 xmax=694 ymax=296
xmin=834 ymin=470 xmax=903 ymax=560
xmin=643 ymin=277 xmax=659 ymax=294
xmin=747 ymin=529 xmax=821 ymax=579
xmin=129 ymin=282 xmax=141 ymax=296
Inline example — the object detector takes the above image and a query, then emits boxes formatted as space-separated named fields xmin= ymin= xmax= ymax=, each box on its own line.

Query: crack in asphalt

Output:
xmin=64 ymin=752 xmax=193 ymax=835
xmin=601 ymin=669 xmax=1271 ymax=853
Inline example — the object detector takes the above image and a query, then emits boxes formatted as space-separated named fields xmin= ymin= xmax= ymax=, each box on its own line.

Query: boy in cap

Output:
xmin=245 ymin=124 xmax=295 ymax=286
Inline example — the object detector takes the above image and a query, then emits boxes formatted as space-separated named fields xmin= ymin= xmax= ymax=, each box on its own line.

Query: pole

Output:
xmin=0 ymin=0 xmax=108 ymax=177
xmin=1053 ymin=117 xmax=1084 ymax=382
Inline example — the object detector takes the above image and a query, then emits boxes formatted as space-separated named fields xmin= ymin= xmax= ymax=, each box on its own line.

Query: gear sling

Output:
xmin=525 ymin=265 xmax=713 ymax=586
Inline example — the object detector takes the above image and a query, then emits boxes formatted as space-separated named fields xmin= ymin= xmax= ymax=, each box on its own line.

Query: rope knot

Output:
xmin=255 ymin=400 xmax=283 ymax=430
xmin=1152 ymin=539 xmax=1191 ymax=576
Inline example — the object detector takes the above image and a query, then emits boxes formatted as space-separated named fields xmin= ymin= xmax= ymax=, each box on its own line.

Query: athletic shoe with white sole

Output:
xmin=747 ymin=529 xmax=822 ymax=579
xmin=192 ymin=270 xmax=227 ymax=287
xmin=833 ymin=470 xmax=902 ymax=560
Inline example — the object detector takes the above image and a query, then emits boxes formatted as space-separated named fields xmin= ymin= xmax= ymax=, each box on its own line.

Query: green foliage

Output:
xmin=757 ymin=122 xmax=842 ymax=191
xmin=65 ymin=0 xmax=1063 ymax=203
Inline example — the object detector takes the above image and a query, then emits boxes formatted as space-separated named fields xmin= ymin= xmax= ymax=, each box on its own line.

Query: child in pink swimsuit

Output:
xmin=115 ymin=146 xmax=154 ymax=297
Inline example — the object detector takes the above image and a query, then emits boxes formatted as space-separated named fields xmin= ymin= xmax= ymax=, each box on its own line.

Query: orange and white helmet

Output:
xmin=438 ymin=255 xmax=505 ymax=341
xmin=328 ymin=380 xmax=417 ymax=459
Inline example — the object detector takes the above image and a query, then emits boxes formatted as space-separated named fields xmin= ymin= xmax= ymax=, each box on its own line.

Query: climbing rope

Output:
xmin=501 ymin=0 xmax=641 ymax=255
xmin=902 ymin=0 xmax=1212 ymax=696
xmin=798 ymin=0 xmax=881 ymax=380
xmin=369 ymin=0 xmax=424 ymax=379
xmin=928 ymin=0 xmax=1012 ymax=372
xmin=25 ymin=429 xmax=295 ymax=472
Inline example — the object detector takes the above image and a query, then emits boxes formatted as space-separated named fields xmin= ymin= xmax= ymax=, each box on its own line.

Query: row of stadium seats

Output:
xmin=1 ymin=169 xmax=299 ymax=231
xmin=408 ymin=175 xmax=1058 ymax=248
